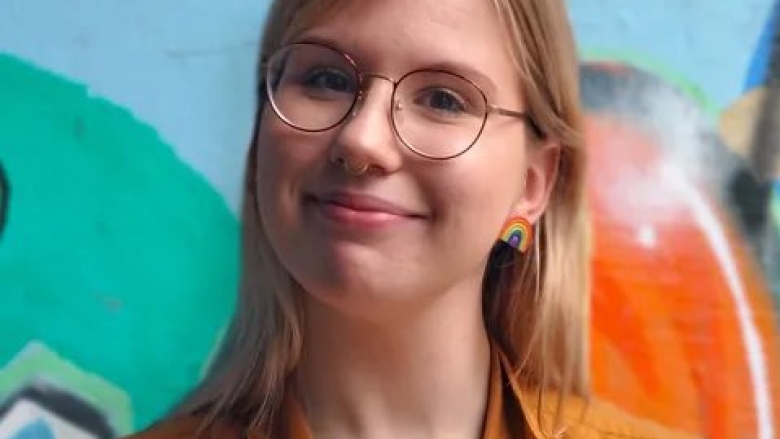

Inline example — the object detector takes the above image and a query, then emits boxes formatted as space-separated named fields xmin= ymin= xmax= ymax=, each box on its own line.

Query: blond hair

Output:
xmin=177 ymin=0 xmax=588 ymax=435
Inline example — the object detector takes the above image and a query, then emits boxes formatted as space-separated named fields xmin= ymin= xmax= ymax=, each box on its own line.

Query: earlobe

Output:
xmin=511 ymin=141 xmax=561 ymax=223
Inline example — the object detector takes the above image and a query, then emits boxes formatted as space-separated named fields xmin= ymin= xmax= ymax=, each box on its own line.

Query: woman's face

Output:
xmin=255 ymin=0 xmax=557 ymax=317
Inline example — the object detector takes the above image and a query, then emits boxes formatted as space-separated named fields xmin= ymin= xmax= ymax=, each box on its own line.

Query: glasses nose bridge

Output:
xmin=362 ymin=72 xmax=398 ymax=86
xmin=356 ymin=72 xmax=398 ymax=104
xmin=349 ymin=72 xmax=400 ymax=124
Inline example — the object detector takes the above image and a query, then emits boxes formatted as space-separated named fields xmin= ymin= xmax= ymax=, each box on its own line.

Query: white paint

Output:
xmin=661 ymin=163 xmax=774 ymax=439
xmin=0 ymin=400 xmax=98 ymax=439
xmin=637 ymin=224 xmax=657 ymax=249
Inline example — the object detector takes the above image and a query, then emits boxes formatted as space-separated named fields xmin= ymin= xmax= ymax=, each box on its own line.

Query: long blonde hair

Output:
xmin=178 ymin=0 xmax=588 ymax=435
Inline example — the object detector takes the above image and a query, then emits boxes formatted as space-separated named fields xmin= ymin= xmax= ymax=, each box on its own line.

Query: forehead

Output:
xmin=293 ymin=0 xmax=519 ymax=92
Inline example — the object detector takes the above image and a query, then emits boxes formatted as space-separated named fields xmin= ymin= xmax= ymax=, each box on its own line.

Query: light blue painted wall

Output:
xmin=0 ymin=0 xmax=271 ymax=212
xmin=567 ymin=0 xmax=773 ymax=109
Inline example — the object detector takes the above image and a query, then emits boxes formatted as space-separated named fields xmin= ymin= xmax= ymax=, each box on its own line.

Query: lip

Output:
xmin=305 ymin=191 xmax=426 ymax=229
xmin=308 ymin=191 xmax=425 ymax=218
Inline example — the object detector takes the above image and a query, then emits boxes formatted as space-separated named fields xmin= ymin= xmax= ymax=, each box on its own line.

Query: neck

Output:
xmin=296 ymin=286 xmax=491 ymax=439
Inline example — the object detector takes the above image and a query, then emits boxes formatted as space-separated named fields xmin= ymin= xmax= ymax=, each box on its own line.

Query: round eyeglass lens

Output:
xmin=266 ymin=43 xmax=360 ymax=132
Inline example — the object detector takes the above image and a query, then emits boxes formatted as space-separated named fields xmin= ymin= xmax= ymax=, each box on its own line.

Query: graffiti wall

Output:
xmin=0 ymin=1 xmax=261 ymax=436
xmin=0 ymin=1 xmax=778 ymax=438
xmin=574 ymin=3 xmax=780 ymax=438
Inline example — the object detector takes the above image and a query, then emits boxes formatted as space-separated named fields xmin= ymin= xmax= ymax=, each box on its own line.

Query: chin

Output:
xmin=294 ymin=267 xmax=429 ymax=322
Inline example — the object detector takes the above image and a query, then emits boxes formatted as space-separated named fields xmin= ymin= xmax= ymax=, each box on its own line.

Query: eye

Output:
xmin=303 ymin=68 xmax=356 ymax=93
xmin=418 ymin=88 xmax=467 ymax=114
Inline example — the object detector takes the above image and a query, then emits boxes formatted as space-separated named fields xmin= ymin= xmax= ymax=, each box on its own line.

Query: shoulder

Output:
xmin=511 ymin=389 xmax=696 ymax=439
xmin=122 ymin=416 xmax=247 ymax=439
xmin=122 ymin=417 xmax=207 ymax=439
xmin=498 ymin=352 xmax=700 ymax=439
xmin=534 ymin=394 xmax=701 ymax=439
xmin=507 ymin=379 xmax=698 ymax=438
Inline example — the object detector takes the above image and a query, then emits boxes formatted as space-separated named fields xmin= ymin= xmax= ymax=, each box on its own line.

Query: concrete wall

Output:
xmin=0 ymin=1 xmax=778 ymax=438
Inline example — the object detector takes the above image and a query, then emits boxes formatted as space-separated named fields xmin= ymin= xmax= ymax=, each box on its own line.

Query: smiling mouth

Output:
xmin=312 ymin=192 xmax=424 ymax=216
xmin=304 ymin=192 xmax=426 ymax=228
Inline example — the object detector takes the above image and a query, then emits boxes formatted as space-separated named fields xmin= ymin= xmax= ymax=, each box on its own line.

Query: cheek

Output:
xmin=257 ymin=116 xmax=302 ymax=182
xmin=438 ymin=135 xmax=527 ymax=211
xmin=254 ymin=116 xmax=335 ymax=250
xmin=423 ymin=137 xmax=528 ymax=246
xmin=424 ymin=165 xmax=518 ymax=250
xmin=255 ymin=113 xmax=329 ymax=203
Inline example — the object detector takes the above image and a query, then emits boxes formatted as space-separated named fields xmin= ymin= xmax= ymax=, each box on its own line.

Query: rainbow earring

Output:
xmin=498 ymin=216 xmax=533 ymax=253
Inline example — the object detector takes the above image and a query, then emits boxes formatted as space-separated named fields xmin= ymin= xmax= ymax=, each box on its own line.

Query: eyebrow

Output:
xmin=292 ymin=35 xmax=499 ymax=99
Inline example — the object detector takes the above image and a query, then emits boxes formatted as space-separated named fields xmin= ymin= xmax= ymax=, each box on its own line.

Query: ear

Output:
xmin=511 ymin=140 xmax=561 ymax=223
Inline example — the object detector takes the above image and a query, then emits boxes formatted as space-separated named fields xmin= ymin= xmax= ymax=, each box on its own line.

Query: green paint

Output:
xmin=0 ymin=55 xmax=239 ymax=431
xmin=0 ymin=341 xmax=133 ymax=435
xmin=579 ymin=48 xmax=718 ymax=115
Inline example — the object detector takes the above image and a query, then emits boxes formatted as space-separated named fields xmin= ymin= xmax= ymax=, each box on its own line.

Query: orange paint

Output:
xmin=586 ymin=115 xmax=780 ymax=438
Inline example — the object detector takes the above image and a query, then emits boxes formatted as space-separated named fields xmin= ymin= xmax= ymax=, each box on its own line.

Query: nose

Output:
xmin=328 ymin=75 xmax=403 ymax=175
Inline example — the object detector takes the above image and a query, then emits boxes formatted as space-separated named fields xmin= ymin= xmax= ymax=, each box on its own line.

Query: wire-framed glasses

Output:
xmin=263 ymin=41 xmax=542 ymax=160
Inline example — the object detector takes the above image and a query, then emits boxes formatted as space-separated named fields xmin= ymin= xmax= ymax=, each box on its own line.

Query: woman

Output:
xmin=132 ymin=0 xmax=698 ymax=438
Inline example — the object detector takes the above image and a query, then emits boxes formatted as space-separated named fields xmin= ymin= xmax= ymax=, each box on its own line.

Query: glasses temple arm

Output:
xmin=489 ymin=105 xmax=545 ymax=139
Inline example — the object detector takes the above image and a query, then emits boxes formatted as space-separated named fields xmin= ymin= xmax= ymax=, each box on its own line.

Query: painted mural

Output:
xmin=583 ymin=62 xmax=780 ymax=439
xmin=0 ymin=1 xmax=778 ymax=438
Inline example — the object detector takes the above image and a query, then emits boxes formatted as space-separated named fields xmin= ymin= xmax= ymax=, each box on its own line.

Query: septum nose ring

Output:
xmin=333 ymin=157 xmax=369 ymax=176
